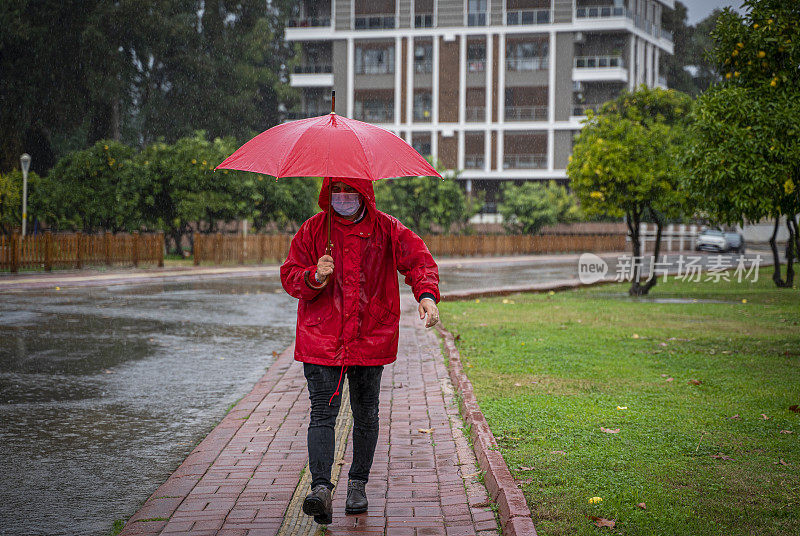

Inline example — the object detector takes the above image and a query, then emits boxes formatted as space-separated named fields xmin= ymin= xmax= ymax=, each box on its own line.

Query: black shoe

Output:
xmin=302 ymin=484 xmax=333 ymax=525
xmin=345 ymin=479 xmax=368 ymax=515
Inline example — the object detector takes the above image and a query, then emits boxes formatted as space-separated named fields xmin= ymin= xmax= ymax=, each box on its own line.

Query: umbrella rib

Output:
xmin=339 ymin=118 xmax=376 ymax=180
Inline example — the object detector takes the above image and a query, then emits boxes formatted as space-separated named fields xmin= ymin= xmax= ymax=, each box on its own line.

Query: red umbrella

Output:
xmin=215 ymin=92 xmax=442 ymax=288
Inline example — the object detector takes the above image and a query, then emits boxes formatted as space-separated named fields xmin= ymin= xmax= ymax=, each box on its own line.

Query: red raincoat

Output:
xmin=280 ymin=177 xmax=440 ymax=368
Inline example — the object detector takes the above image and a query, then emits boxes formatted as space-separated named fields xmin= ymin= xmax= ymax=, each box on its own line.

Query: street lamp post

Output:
xmin=20 ymin=153 xmax=31 ymax=237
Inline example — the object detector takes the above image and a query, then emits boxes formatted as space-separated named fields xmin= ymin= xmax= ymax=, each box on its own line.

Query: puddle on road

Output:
xmin=0 ymin=275 xmax=296 ymax=536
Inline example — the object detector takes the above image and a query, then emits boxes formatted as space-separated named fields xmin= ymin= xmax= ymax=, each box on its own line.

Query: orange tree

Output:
xmin=568 ymin=85 xmax=692 ymax=296
xmin=683 ymin=0 xmax=800 ymax=287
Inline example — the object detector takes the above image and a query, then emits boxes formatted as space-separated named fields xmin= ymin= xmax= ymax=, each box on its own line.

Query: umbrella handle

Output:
xmin=305 ymin=203 xmax=333 ymax=290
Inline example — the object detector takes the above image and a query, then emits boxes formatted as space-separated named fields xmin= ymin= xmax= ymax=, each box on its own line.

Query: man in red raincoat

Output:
xmin=280 ymin=176 xmax=440 ymax=525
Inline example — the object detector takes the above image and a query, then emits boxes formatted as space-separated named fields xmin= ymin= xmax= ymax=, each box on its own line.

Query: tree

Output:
xmin=374 ymin=158 xmax=480 ymax=235
xmin=660 ymin=2 xmax=722 ymax=95
xmin=0 ymin=169 xmax=41 ymax=236
xmin=498 ymin=181 xmax=581 ymax=235
xmin=683 ymin=0 xmax=800 ymax=288
xmin=39 ymin=140 xmax=139 ymax=233
xmin=568 ymin=86 xmax=693 ymax=295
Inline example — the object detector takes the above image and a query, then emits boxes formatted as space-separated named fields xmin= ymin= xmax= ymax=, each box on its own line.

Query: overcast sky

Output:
xmin=683 ymin=0 xmax=746 ymax=25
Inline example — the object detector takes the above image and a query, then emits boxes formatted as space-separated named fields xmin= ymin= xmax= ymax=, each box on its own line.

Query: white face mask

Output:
xmin=331 ymin=192 xmax=361 ymax=216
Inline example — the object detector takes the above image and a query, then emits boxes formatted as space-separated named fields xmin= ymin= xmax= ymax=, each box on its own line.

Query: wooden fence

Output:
xmin=0 ymin=231 xmax=164 ymax=273
xmin=193 ymin=232 xmax=626 ymax=265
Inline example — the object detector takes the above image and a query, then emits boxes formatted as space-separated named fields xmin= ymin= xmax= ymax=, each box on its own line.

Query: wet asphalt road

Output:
xmin=0 ymin=249 xmax=772 ymax=535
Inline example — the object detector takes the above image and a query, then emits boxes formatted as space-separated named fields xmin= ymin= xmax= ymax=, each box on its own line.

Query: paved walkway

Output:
xmin=119 ymin=296 xmax=500 ymax=536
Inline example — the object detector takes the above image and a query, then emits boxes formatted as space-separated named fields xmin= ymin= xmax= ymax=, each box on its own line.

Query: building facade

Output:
xmin=285 ymin=0 xmax=674 ymax=213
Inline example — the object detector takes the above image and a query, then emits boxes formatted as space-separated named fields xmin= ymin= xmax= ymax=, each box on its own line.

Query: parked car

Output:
xmin=724 ymin=231 xmax=746 ymax=254
xmin=695 ymin=228 xmax=728 ymax=252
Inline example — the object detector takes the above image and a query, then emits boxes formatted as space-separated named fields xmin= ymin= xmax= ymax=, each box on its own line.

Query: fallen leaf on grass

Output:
xmin=479 ymin=323 xmax=488 ymax=327
xmin=660 ymin=374 xmax=668 ymax=377
xmin=588 ymin=497 xmax=602 ymax=504
xmin=710 ymin=453 xmax=733 ymax=460
xmin=588 ymin=516 xmax=616 ymax=528
xmin=729 ymin=414 xmax=741 ymax=420
xmin=760 ymin=414 xmax=770 ymax=420
xmin=774 ymin=458 xmax=791 ymax=466
xmin=600 ymin=427 xmax=620 ymax=434
xmin=550 ymin=450 xmax=567 ymax=455
xmin=417 ymin=428 xmax=434 ymax=434
xmin=789 ymin=405 xmax=800 ymax=413
xmin=779 ymin=430 xmax=793 ymax=434
xmin=617 ymin=406 xmax=627 ymax=410
xmin=518 ymin=466 xmax=535 ymax=471
xmin=688 ymin=379 xmax=702 ymax=385
xmin=516 ymin=478 xmax=534 ymax=486
xmin=514 ymin=382 xmax=522 ymax=387
xmin=637 ymin=502 xmax=646 ymax=509
xmin=665 ymin=377 xmax=674 ymax=382
xmin=632 ymin=333 xmax=640 ymax=339
xmin=470 ymin=501 xmax=493 ymax=508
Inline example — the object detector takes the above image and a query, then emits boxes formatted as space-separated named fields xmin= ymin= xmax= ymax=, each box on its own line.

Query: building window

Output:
xmin=506 ymin=41 xmax=549 ymax=71
xmin=467 ymin=42 xmax=486 ymax=72
xmin=413 ymin=91 xmax=432 ymax=121
xmin=412 ymin=133 xmax=432 ymax=157
xmin=414 ymin=43 xmax=433 ymax=73
xmin=467 ymin=0 xmax=487 ymax=26
xmin=355 ymin=46 xmax=395 ymax=75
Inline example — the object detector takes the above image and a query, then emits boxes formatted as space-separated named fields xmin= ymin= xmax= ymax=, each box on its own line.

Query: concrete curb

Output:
xmin=435 ymin=324 xmax=538 ymax=536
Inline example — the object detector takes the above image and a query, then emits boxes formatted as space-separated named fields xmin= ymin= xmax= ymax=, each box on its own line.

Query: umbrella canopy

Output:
xmin=215 ymin=112 xmax=441 ymax=180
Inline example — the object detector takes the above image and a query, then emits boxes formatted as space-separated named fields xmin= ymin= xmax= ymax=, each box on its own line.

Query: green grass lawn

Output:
xmin=441 ymin=266 xmax=799 ymax=536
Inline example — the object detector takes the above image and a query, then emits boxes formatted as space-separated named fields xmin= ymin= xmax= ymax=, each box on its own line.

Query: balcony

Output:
xmin=287 ymin=16 xmax=331 ymax=27
xmin=503 ymin=154 xmax=547 ymax=169
xmin=464 ymin=155 xmax=485 ymax=169
xmin=506 ymin=9 xmax=551 ymax=26
xmin=284 ymin=110 xmax=327 ymax=121
xmin=354 ymin=107 xmax=393 ymax=123
xmin=354 ymin=14 xmax=397 ymax=29
xmin=575 ymin=5 xmax=673 ymax=45
xmin=570 ymin=103 xmax=601 ymax=117
xmin=465 ymin=106 xmax=485 ymax=122
xmin=573 ymin=55 xmax=628 ymax=82
xmin=506 ymin=57 xmax=548 ymax=72
xmin=505 ymin=105 xmax=548 ymax=121
xmin=290 ymin=70 xmax=334 ymax=87
xmin=415 ymin=13 xmax=434 ymax=28
xmin=414 ymin=59 xmax=433 ymax=74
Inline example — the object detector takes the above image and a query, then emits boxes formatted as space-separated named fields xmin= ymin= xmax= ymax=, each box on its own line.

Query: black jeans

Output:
xmin=303 ymin=362 xmax=384 ymax=490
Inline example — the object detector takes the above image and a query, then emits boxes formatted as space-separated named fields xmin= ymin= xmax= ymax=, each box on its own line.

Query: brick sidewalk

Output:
xmin=119 ymin=296 xmax=500 ymax=536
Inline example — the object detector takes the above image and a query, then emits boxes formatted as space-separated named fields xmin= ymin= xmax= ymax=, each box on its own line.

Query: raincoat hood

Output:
xmin=318 ymin=177 xmax=376 ymax=215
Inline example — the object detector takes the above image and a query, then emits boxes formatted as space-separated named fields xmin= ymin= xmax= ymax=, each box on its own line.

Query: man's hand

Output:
xmin=316 ymin=255 xmax=334 ymax=282
xmin=418 ymin=298 xmax=439 ymax=328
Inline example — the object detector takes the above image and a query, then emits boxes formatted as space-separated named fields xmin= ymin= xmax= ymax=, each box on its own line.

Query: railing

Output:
xmin=354 ymin=13 xmax=396 ymax=29
xmin=575 ymin=5 xmax=627 ymax=19
xmin=294 ymin=64 xmax=333 ymax=74
xmin=574 ymin=55 xmax=624 ymax=68
xmin=285 ymin=110 xmax=326 ymax=120
xmin=506 ymin=9 xmax=551 ymax=25
xmin=287 ymin=16 xmax=331 ymax=28
xmin=464 ymin=155 xmax=485 ymax=169
xmin=465 ymin=106 xmax=485 ymax=121
xmin=503 ymin=154 xmax=547 ymax=169
xmin=354 ymin=107 xmax=393 ymax=123
xmin=193 ymin=232 xmax=626 ymax=263
xmin=415 ymin=13 xmax=433 ymax=28
xmin=467 ymin=59 xmax=486 ymax=72
xmin=467 ymin=12 xmax=487 ymax=26
xmin=575 ymin=6 xmax=673 ymax=43
xmin=414 ymin=59 xmax=433 ymax=74
xmin=1 ymin=231 xmax=164 ymax=272
xmin=355 ymin=62 xmax=394 ymax=75
xmin=506 ymin=56 xmax=548 ymax=71
xmin=571 ymin=103 xmax=601 ymax=116
xmin=504 ymin=105 xmax=548 ymax=121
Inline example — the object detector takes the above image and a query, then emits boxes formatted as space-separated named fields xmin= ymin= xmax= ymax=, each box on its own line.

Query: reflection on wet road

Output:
xmin=1 ymin=277 xmax=296 ymax=536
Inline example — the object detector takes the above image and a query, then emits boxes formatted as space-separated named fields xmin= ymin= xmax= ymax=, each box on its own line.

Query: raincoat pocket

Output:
xmin=301 ymin=300 xmax=326 ymax=326
xmin=368 ymin=300 xmax=399 ymax=325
